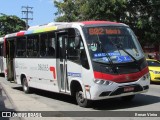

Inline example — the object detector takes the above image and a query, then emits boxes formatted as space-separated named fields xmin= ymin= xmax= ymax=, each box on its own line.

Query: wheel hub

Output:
xmin=78 ymin=91 xmax=85 ymax=103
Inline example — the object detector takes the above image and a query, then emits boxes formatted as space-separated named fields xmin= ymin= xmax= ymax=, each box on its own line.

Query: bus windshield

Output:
xmin=83 ymin=26 xmax=144 ymax=64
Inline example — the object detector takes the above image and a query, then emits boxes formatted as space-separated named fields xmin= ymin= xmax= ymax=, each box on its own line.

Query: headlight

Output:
xmin=150 ymin=70 xmax=160 ymax=74
xmin=94 ymin=79 xmax=113 ymax=85
xmin=142 ymin=73 xmax=150 ymax=81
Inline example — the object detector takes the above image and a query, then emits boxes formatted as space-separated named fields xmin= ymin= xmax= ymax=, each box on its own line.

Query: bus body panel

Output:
xmin=15 ymin=58 xmax=59 ymax=92
xmin=0 ymin=56 xmax=4 ymax=73
xmin=3 ymin=58 xmax=7 ymax=77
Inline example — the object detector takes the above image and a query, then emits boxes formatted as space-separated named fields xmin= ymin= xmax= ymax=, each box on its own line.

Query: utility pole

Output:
xmin=21 ymin=6 xmax=33 ymax=30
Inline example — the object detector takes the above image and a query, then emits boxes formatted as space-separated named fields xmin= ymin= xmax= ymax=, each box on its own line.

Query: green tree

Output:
xmin=149 ymin=0 xmax=160 ymax=44
xmin=53 ymin=0 xmax=127 ymax=22
xmin=0 ymin=14 xmax=26 ymax=37
xmin=84 ymin=0 xmax=127 ymax=21
xmin=53 ymin=0 xmax=159 ymax=45
xmin=54 ymin=0 xmax=87 ymax=22
xmin=124 ymin=0 xmax=160 ymax=45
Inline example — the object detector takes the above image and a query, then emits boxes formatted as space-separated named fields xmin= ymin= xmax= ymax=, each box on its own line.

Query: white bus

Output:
xmin=4 ymin=21 xmax=150 ymax=107
xmin=0 ymin=37 xmax=5 ymax=76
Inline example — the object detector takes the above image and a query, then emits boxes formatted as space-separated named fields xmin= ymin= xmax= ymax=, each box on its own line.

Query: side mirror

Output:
xmin=75 ymin=36 xmax=80 ymax=48
xmin=80 ymin=49 xmax=90 ymax=69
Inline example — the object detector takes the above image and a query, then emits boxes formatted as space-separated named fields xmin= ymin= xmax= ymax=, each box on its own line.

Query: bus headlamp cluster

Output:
xmin=142 ymin=73 xmax=150 ymax=81
xmin=94 ymin=79 xmax=113 ymax=85
xmin=150 ymin=70 xmax=160 ymax=74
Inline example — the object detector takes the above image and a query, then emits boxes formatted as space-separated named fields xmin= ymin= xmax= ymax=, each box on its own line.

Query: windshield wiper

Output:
xmin=95 ymin=35 xmax=118 ymax=73
xmin=111 ymin=41 xmax=141 ymax=70
xmin=95 ymin=35 xmax=112 ymax=64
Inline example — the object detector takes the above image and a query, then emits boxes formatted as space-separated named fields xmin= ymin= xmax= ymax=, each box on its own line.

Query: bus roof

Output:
xmin=81 ymin=21 xmax=122 ymax=25
xmin=4 ymin=21 xmax=127 ymax=38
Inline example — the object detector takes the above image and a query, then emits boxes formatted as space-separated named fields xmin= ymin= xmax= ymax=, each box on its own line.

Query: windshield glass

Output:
xmin=147 ymin=60 xmax=160 ymax=67
xmin=83 ymin=26 xmax=144 ymax=64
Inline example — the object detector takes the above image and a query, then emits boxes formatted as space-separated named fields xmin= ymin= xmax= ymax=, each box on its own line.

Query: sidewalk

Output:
xmin=0 ymin=77 xmax=74 ymax=120
xmin=0 ymin=81 xmax=19 ymax=120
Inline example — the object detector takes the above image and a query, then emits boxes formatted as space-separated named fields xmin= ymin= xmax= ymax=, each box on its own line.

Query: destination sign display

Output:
xmin=88 ymin=28 xmax=121 ymax=35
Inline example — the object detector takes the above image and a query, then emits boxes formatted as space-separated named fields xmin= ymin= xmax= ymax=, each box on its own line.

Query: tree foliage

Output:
xmin=0 ymin=14 xmax=26 ymax=37
xmin=53 ymin=0 xmax=160 ymax=45
xmin=54 ymin=0 xmax=87 ymax=21
xmin=124 ymin=0 xmax=160 ymax=45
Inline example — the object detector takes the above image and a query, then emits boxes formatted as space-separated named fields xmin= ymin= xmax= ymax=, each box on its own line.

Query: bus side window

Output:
xmin=67 ymin=28 xmax=89 ymax=69
xmin=47 ymin=33 xmax=55 ymax=57
xmin=16 ymin=37 xmax=26 ymax=57
xmin=27 ymin=35 xmax=39 ymax=57
xmin=67 ymin=29 xmax=80 ymax=63
xmin=27 ymin=38 xmax=33 ymax=57
xmin=80 ymin=42 xmax=89 ymax=69
xmin=33 ymin=37 xmax=39 ymax=57
xmin=40 ymin=34 xmax=47 ymax=57
xmin=40 ymin=33 xmax=55 ymax=58
xmin=0 ymin=43 xmax=3 ymax=56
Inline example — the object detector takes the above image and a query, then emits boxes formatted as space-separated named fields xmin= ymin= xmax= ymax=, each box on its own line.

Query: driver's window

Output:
xmin=67 ymin=28 xmax=80 ymax=63
xmin=67 ymin=28 xmax=89 ymax=69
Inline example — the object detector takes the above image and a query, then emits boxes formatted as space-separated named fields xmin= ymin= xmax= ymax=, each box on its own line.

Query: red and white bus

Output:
xmin=4 ymin=21 xmax=150 ymax=107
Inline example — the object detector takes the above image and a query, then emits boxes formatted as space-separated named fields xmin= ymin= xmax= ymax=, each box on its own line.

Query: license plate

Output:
xmin=124 ymin=86 xmax=134 ymax=92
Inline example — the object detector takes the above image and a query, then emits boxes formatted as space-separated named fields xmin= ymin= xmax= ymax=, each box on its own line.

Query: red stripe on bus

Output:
xmin=81 ymin=21 xmax=120 ymax=25
xmin=50 ymin=66 xmax=56 ymax=80
xmin=17 ymin=32 xmax=25 ymax=36
xmin=94 ymin=67 xmax=149 ymax=83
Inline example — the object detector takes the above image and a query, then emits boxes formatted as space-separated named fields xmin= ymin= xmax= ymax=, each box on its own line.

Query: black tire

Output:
xmin=22 ymin=77 xmax=30 ymax=94
xmin=121 ymin=95 xmax=135 ymax=102
xmin=75 ymin=88 xmax=91 ymax=107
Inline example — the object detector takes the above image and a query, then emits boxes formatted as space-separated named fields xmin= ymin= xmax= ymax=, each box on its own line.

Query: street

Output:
xmin=12 ymin=82 xmax=160 ymax=111
xmin=0 ymin=77 xmax=160 ymax=120
xmin=17 ymin=84 xmax=160 ymax=111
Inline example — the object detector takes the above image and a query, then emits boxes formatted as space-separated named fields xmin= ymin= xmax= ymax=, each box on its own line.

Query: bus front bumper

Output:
xmin=88 ymin=73 xmax=150 ymax=100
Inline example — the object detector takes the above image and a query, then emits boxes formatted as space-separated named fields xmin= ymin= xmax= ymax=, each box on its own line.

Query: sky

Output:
xmin=0 ymin=0 xmax=57 ymax=26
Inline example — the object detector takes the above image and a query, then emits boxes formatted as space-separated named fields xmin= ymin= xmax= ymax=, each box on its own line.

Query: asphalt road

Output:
xmin=14 ymin=82 xmax=160 ymax=111
xmin=1 ymin=77 xmax=160 ymax=120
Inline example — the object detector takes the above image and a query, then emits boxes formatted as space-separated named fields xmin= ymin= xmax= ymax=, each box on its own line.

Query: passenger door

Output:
xmin=6 ymin=39 xmax=15 ymax=81
xmin=56 ymin=32 xmax=69 ymax=93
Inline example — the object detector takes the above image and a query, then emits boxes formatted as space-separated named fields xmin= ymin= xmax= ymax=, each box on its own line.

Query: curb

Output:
xmin=0 ymin=82 xmax=16 ymax=109
xmin=0 ymin=79 xmax=74 ymax=120
xmin=0 ymin=83 xmax=21 ymax=120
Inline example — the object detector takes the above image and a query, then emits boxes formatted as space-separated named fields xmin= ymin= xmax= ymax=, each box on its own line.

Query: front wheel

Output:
xmin=121 ymin=95 xmax=135 ymax=102
xmin=76 ymin=88 xmax=91 ymax=107
xmin=22 ymin=77 xmax=30 ymax=94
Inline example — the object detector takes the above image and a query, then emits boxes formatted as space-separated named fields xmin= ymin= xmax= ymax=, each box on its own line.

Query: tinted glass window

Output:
xmin=47 ymin=33 xmax=55 ymax=57
xmin=27 ymin=35 xmax=39 ymax=57
xmin=84 ymin=26 xmax=144 ymax=64
xmin=67 ymin=28 xmax=89 ymax=69
xmin=147 ymin=60 xmax=160 ymax=66
xmin=67 ymin=29 xmax=80 ymax=63
xmin=40 ymin=32 xmax=55 ymax=58
xmin=40 ymin=34 xmax=47 ymax=57
xmin=0 ymin=43 xmax=3 ymax=56
xmin=16 ymin=37 xmax=26 ymax=57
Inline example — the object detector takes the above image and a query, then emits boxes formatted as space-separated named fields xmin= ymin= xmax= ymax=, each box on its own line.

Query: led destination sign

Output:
xmin=88 ymin=28 xmax=121 ymax=35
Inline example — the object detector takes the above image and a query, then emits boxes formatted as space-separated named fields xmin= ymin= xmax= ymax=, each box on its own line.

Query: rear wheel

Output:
xmin=75 ymin=87 xmax=91 ymax=107
xmin=121 ymin=95 xmax=135 ymax=102
xmin=22 ymin=77 xmax=30 ymax=93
